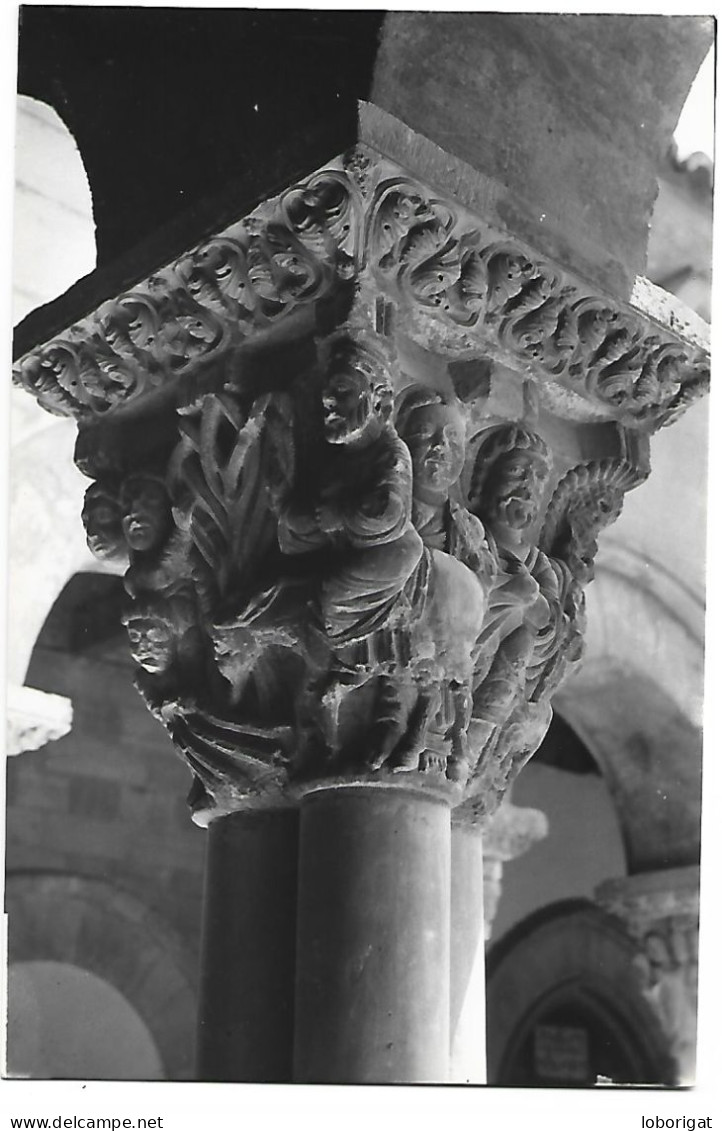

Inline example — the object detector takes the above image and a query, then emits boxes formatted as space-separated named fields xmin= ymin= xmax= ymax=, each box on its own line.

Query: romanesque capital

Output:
xmin=480 ymin=798 xmax=548 ymax=938
xmin=6 ymin=684 xmax=73 ymax=757
xmin=597 ymin=866 xmax=700 ymax=1082
xmin=12 ymin=128 xmax=710 ymax=824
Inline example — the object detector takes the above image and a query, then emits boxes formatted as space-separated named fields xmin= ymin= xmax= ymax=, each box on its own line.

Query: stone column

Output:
xmin=12 ymin=96 xmax=709 ymax=1086
xmin=448 ymin=795 xmax=547 ymax=1083
xmin=196 ymin=808 xmax=299 ymax=1082
xmin=596 ymin=865 xmax=700 ymax=1083
xmin=449 ymin=820 xmax=486 ymax=1083
xmin=294 ymin=785 xmax=450 ymax=1083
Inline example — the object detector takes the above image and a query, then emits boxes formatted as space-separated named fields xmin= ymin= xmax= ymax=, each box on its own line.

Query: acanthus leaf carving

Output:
xmin=365 ymin=176 xmax=708 ymax=429
xmin=15 ymin=166 xmax=363 ymax=422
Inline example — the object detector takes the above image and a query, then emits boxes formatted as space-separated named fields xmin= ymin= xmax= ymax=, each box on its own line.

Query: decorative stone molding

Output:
xmin=596 ymin=866 xmax=700 ymax=1082
xmin=14 ymin=147 xmax=709 ymax=434
xmin=480 ymin=799 xmax=548 ymax=938
xmin=12 ymin=123 xmax=710 ymax=825
xmin=6 ymin=684 xmax=73 ymax=756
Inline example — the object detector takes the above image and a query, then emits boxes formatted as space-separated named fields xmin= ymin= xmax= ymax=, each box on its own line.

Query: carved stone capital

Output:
xmin=483 ymin=799 xmax=548 ymax=863
xmin=597 ymin=867 xmax=700 ymax=1081
xmin=6 ymin=684 xmax=73 ymax=756
xmin=475 ymin=799 xmax=548 ymax=939
xmin=12 ymin=119 xmax=709 ymax=824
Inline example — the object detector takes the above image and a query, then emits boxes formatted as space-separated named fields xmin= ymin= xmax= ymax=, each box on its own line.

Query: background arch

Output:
xmin=6 ymin=873 xmax=197 ymax=1080
xmin=486 ymin=900 xmax=675 ymax=1085
xmin=7 ymin=960 xmax=164 ymax=1079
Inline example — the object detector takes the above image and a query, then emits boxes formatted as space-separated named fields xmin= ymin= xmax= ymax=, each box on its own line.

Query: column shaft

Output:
xmin=294 ymin=786 xmax=451 ymax=1084
xmin=450 ymin=823 xmax=487 ymax=1083
xmin=197 ymin=808 xmax=299 ymax=1082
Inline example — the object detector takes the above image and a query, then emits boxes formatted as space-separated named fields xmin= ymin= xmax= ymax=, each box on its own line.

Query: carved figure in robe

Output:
xmin=377 ymin=385 xmax=492 ymax=777
xmin=465 ymin=424 xmax=557 ymax=780
xmin=531 ymin=454 xmax=644 ymax=696
xmin=464 ymin=436 xmax=633 ymax=795
xmin=276 ymin=327 xmax=424 ymax=654
xmin=395 ymin=385 xmax=494 ymax=574
xmin=269 ymin=327 xmax=425 ymax=762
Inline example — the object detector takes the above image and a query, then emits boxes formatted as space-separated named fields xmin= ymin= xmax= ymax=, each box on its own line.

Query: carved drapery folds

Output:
xmin=13 ymin=144 xmax=709 ymax=823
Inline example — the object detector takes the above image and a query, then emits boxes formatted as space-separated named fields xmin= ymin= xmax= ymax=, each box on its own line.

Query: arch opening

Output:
xmin=7 ymin=960 xmax=165 ymax=1080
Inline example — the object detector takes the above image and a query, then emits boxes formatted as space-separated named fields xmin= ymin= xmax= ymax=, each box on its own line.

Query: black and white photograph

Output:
xmin=2 ymin=3 xmax=718 ymax=1123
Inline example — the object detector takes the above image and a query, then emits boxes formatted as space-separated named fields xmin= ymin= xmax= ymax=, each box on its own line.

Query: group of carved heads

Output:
xmin=82 ymin=472 xmax=172 ymax=562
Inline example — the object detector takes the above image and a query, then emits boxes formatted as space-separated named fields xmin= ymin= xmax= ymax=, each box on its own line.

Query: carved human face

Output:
xmin=82 ymin=493 xmax=125 ymax=560
xmin=404 ymin=402 xmax=466 ymax=499
xmin=121 ymin=478 xmax=172 ymax=552
xmin=321 ymin=368 xmax=374 ymax=444
xmin=487 ymin=453 xmax=547 ymax=533
xmin=126 ymin=617 xmax=175 ymax=674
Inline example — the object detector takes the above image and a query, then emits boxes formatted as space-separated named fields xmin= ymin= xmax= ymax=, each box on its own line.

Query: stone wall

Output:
xmin=6 ymin=585 xmax=205 ymax=977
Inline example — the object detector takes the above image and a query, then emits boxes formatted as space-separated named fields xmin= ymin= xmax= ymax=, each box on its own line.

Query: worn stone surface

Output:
xmin=371 ymin=13 xmax=712 ymax=298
